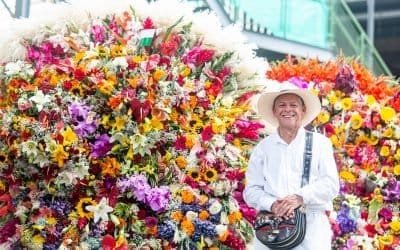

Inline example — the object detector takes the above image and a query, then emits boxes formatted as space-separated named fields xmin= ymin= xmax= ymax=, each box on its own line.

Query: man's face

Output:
xmin=272 ymin=93 xmax=306 ymax=130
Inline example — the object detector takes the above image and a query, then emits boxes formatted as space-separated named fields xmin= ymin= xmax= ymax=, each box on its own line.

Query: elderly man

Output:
xmin=244 ymin=82 xmax=339 ymax=249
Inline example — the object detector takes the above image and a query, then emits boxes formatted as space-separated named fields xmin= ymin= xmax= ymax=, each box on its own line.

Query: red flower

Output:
xmin=0 ymin=194 xmax=12 ymax=217
xmin=0 ymin=218 xmax=18 ymax=243
xmin=174 ymin=136 xmax=186 ymax=151
xmin=160 ymin=33 xmax=181 ymax=57
xmin=102 ymin=234 xmax=116 ymax=250
xmin=142 ymin=17 xmax=154 ymax=29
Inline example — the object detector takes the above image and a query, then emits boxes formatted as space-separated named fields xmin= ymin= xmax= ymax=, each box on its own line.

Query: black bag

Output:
xmin=254 ymin=131 xmax=313 ymax=249
xmin=254 ymin=207 xmax=306 ymax=249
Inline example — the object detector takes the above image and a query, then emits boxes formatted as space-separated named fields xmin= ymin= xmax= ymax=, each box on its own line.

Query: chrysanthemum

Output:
xmin=75 ymin=197 xmax=96 ymax=220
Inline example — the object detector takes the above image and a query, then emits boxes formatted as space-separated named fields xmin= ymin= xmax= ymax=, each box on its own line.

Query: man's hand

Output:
xmin=271 ymin=194 xmax=303 ymax=218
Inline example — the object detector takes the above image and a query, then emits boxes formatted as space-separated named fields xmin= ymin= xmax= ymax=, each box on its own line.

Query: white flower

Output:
xmin=112 ymin=57 xmax=128 ymax=69
xmin=86 ymin=197 xmax=113 ymax=223
xmin=29 ymin=90 xmax=51 ymax=111
xmin=21 ymin=140 xmax=38 ymax=157
xmin=185 ymin=211 xmax=198 ymax=220
xmin=209 ymin=199 xmax=222 ymax=215
xmin=5 ymin=61 xmax=22 ymax=75
xmin=215 ymin=224 xmax=228 ymax=237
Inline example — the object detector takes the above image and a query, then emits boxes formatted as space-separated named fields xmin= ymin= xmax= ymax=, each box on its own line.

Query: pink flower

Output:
xmin=201 ymin=126 xmax=214 ymax=141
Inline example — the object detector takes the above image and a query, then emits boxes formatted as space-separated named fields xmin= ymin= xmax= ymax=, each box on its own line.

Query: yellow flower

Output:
xmin=380 ymin=146 xmax=390 ymax=157
xmin=98 ymin=79 xmax=116 ymax=95
xmin=389 ymin=220 xmax=400 ymax=234
xmin=203 ymin=168 xmax=218 ymax=182
xmin=341 ymin=98 xmax=353 ymax=110
xmin=132 ymin=55 xmax=145 ymax=63
xmin=76 ymin=197 xmax=96 ymax=220
xmin=113 ymin=116 xmax=127 ymax=131
xmin=101 ymin=115 xmax=111 ymax=129
xmin=378 ymin=234 xmax=393 ymax=247
xmin=317 ymin=110 xmax=330 ymax=124
xmin=394 ymin=165 xmax=400 ymax=176
xmin=395 ymin=149 xmax=400 ymax=161
xmin=327 ymin=91 xmax=338 ymax=104
xmin=32 ymin=234 xmax=45 ymax=248
xmin=46 ymin=217 xmax=58 ymax=226
xmin=380 ymin=106 xmax=396 ymax=122
xmin=382 ymin=127 xmax=393 ymax=138
xmin=340 ymin=170 xmax=356 ymax=183
xmin=211 ymin=117 xmax=226 ymax=134
xmin=110 ymin=44 xmax=126 ymax=57
xmin=180 ymin=66 xmax=191 ymax=77
xmin=51 ymin=144 xmax=69 ymax=167
xmin=61 ymin=126 xmax=78 ymax=146
xmin=187 ymin=169 xmax=201 ymax=181
xmin=153 ymin=69 xmax=166 ymax=82
xmin=366 ymin=95 xmax=377 ymax=107
xmin=350 ymin=113 xmax=363 ymax=130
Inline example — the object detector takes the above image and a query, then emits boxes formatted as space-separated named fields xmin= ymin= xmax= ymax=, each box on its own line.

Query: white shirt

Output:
xmin=243 ymin=128 xmax=339 ymax=212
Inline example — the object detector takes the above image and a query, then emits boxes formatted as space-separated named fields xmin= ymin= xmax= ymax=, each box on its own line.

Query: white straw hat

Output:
xmin=257 ymin=82 xmax=321 ymax=132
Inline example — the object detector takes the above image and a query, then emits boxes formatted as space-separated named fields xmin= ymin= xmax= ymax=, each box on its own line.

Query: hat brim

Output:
xmin=257 ymin=89 xmax=321 ymax=133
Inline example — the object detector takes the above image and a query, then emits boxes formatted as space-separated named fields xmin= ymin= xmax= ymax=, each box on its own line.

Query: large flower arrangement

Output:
xmin=267 ymin=57 xmax=400 ymax=249
xmin=0 ymin=1 xmax=267 ymax=249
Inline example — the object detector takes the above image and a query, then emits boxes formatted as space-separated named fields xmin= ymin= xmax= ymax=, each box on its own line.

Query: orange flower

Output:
xmin=100 ymin=157 xmax=121 ymax=177
xmin=171 ymin=211 xmax=183 ymax=222
xmin=228 ymin=211 xmax=242 ymax=224
xmin=181 ymin=189 xmax=195 ymax=204
xmin=175 ymin=156 xmax=187 ymax=169
xmin=107 ymin=95 xmax=123 ymax=110
xmin=147 ymin=225 xmax=158 ymax=236
xmin=181 ymin=219 xmax=195 ymax=236
xmin=199 ymin=210 xmax=210 ymax=220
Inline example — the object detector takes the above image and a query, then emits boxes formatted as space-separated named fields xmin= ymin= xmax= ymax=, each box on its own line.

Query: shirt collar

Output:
xmin=270 ymin=127 xmax=306 ymax=145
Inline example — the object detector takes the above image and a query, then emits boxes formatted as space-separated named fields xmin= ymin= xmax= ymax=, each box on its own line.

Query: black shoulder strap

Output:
xmin=301 ymin=131 xmax=313 ymax=187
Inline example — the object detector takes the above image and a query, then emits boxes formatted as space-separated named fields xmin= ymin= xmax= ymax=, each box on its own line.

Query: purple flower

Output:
xmin=68 ymin=102 xmax=98 ymax=137
xmin=68 ymin=102 xmax=90 ymax=122
xmin=334 ymin=64 xmax=356 ymax=94
xmin=288 ymin=77 xmax=308 ymax=89
xmin=145 ymin=186 xmax=171 ymax=212
xmin=132 ymin=175 xmax=151 ymax=202
xmin=117 ymin=174 xmax=151 ymax=202
xmin=91 ymin=25 xmax=106 ymax=44
xmin=382 ymin=179 xmax=400 ymax=202
xmin=90 ymin=134 xmax=112 ymax=158
xmin=74 ymin=121 xmax=97 ymax=137
xmin=337 ymin=207 xmax=357 ymax=234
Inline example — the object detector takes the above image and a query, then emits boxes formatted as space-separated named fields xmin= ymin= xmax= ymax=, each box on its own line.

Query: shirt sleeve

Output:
xmin=295 ymin=135 xmax=339 ymax=207
xmin=243 ymin=143 xmax=277 ymax=211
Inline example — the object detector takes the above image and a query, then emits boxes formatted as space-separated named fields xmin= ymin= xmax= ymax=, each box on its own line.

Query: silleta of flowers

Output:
xmin=0 ymin=1 xmax=266 ymax=249
xmin=267 ymin=57 xmax=400 ymax=249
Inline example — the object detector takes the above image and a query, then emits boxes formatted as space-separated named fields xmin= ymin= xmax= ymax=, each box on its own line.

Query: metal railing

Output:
xmin=205 ymin=0 xmax=392 ymax=76
xmin=330 ymin=0 xmax=392 ymax=76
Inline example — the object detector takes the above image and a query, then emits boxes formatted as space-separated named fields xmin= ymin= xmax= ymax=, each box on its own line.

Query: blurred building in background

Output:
xmin=1 ymin=0 xmax=399 ymax=77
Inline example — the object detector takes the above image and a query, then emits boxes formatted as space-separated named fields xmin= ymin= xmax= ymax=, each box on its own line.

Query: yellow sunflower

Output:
xmin=203 ymin=168 xmax=218 ymax=183
xmin=75 ymin=197 xmax=96 ymax=220
xmin=187 ymin=169 xmax=201 ymax=181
